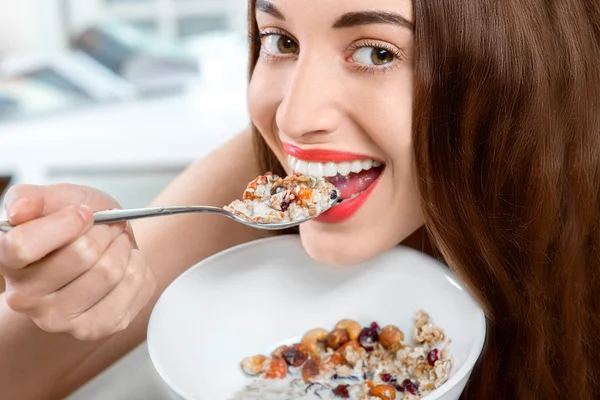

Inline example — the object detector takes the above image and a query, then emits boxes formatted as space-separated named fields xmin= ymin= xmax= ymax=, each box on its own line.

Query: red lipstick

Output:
xmin=283 ymin=143 xmax=380 ymax=163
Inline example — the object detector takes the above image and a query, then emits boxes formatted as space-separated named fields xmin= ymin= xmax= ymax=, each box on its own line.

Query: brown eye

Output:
xmin=352 ymin=46 xmax=397 ymax=66
xmin=277 ymin=36 xmax=298 ymax=53
xmin=371 ymin=49 xmax=394 ymax=65
xmin=263 ymin=34 xmax=299 ymax=55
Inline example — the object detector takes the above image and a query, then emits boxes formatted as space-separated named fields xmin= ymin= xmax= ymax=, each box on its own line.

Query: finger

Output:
xmin=64 ymin=249 xmax=150 ymax=341
xmin=0 ymin=205 xmax=93 ymax=271
xmin=128 ymin=251 xmax=157 ymax=314
xmin=45 ymin=232 xmax=132 ymax=318
xmin=4 ymin=183 xmax=119 ymax=225
xmin=8 ymin=223 xmax=126 ymax=298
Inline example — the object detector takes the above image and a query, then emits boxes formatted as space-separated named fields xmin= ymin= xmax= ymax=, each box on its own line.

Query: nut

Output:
xmin=336 ymin=339 xmax=360 ymax=354
xmin=334 ymin=319 xmax=362 ymax=341
xmin=264 ymin=357 xmax=287 ymax=379
xmin=271 ymin=345 xmax=288 ymax=358
xmin=379 ymin=325 xmax=404 ymax=349
xmin=283 ymin=343 xmax=309 ymax=367
xmin=326 ymin=328 xmax=350 ymax=350
xmin=240 ymin=355 xmax=267 ymax=376
xmin=302 ymin=357 xmax=321 ymax=383
xmin=301 ymin=328 xmax=329 ymax=355
xmin=369 ymin=384 xmax=396 ymax=400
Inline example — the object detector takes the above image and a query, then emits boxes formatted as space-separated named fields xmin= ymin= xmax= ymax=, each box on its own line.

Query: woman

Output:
xmin=1 ymin=0 xmax=598 ymax=398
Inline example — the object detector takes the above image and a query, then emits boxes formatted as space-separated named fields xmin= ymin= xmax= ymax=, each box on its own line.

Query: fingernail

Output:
xmin=8 ymin=198 xmax=30 ymax=219
xmin=77 ymin=205 xmax=91 ymax=222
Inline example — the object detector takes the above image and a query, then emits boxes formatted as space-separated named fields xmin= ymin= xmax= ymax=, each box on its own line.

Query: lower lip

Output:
xmin=315 ymin=172 xmax=383 ymax=224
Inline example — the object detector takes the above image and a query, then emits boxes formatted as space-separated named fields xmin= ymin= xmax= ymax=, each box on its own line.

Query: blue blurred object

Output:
xmin=0 ymin=94 xmax=19 ymax=115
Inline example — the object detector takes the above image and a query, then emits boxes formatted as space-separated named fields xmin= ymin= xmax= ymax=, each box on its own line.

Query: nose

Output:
xmin=275 ymin=54 xmax=342 ymax=143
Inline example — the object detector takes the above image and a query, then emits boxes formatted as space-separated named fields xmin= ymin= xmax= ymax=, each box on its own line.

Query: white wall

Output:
xmin=0 ymin=0 xmax=66 ymax=57
xmin=0 ymin=0 xmax=37 ymax=55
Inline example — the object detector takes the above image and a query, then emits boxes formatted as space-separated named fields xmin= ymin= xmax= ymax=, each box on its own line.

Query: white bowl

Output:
xmin=148 ymin=235 xmax=486 ymax=400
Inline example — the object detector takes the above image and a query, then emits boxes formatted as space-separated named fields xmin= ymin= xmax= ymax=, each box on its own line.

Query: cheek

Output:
xmin=363 ymin=71 xmax=414 ymax=171
xmin=248 ymin=63 xmax=283 ymax=137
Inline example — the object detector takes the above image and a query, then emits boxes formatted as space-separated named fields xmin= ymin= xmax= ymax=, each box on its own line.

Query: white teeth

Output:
xmin=350 ymin=160 xmax=363 ymax=173
xmin=287 ymin=155 xmax=384 ymax=177
xmin=295 ymin=159 xmax=308 ymax=175
xmin=323 ymin=162 xmax=337 ymax=177
xmin=337 ymin=162 xmax=352 ymax=176
xmin=307 ymin=162 xmax=323 ymax=177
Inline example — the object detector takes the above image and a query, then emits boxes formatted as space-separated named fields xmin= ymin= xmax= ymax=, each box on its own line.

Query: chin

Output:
xmin=298 ymin=222 xmax=399 ymax=267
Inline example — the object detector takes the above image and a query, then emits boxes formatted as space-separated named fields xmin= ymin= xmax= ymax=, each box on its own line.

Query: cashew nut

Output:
xmin=301 ymin=328 xmax=329 ymax=355
xmin=334 ymin=319 xmax=362 ymax=341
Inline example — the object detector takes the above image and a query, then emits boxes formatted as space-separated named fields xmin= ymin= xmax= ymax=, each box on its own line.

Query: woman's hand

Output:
xmin=0 ymin=183 xmax=156 ymax=341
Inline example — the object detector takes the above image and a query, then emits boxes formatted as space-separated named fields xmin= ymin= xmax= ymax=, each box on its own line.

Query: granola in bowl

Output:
xmin=234 ymin=311 xmax=452 ymax=400
xmin=224 ymin=173 xmax=339 ymax=224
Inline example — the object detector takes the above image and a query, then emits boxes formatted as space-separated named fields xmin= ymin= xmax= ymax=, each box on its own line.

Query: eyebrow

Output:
xmin=256 ymin=0 xmax=285 ymax=20
xmin=333 ymin=11 xmax=414 ymax=31
xmin=255 ymin=1 xmax=414 ymax=31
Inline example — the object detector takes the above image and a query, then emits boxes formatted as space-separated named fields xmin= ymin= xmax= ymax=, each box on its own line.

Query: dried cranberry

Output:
xmin=280 ymin=199 xmax=293 ymax=212
xmin=332 ymin=384 xmax=350 ymax=398
xmin=358 ymin=327 xmax=379 ymax=351
xmin=369 ymin=322 xmax=381 ymax=332
xmin=402 ymin=379 xmax=419 ymax=395
xmin=380 ymin=373 xmax=392 ymax=382
xmin=427 ymin=349 xmax=439 ymax=366
xmin=394 ymin=383 xmax=405 ymax=392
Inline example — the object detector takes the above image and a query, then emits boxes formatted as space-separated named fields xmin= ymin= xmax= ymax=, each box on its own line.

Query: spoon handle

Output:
xmin=0 ymin=206 xmax=228 ymax=232
xmin=92 ymin=206 xmax=227 ymax=224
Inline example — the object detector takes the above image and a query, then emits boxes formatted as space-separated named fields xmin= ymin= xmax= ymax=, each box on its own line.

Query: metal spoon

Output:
xmin=0 ymin=191 xmax=340 ymax=232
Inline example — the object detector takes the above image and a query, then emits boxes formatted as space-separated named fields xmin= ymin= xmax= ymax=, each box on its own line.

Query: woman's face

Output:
xmin=248 ymin=0 xmax=423 ymax=265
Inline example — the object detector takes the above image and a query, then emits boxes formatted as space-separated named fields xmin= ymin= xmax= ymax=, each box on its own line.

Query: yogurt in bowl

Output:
xmin=147 ymin=235 xmax=486 ymax=400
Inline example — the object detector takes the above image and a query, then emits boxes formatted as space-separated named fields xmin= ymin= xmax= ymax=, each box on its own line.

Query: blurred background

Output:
xmin=0 ymin=0 xmax=252 ymax=217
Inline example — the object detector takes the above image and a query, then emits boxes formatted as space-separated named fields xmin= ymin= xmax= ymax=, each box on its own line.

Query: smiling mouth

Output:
xmin=287 ymin=155 xmax=385 ymax=203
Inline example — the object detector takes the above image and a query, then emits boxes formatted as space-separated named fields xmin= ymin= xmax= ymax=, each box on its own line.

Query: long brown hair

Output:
xmin=247 ymin=0 xmax=600 ymax=398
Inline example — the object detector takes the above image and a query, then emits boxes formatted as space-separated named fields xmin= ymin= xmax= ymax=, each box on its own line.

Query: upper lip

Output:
xmin=283 ymin=143 xmax=383 ymax=163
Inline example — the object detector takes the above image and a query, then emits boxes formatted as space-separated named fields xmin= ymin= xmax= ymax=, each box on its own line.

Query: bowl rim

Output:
xmin=147 ymin=235 xmax=487 ymax=400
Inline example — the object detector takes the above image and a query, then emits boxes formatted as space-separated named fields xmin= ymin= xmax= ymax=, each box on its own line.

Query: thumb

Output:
xmin=4 ymin=183 xmax=120 ymax=225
